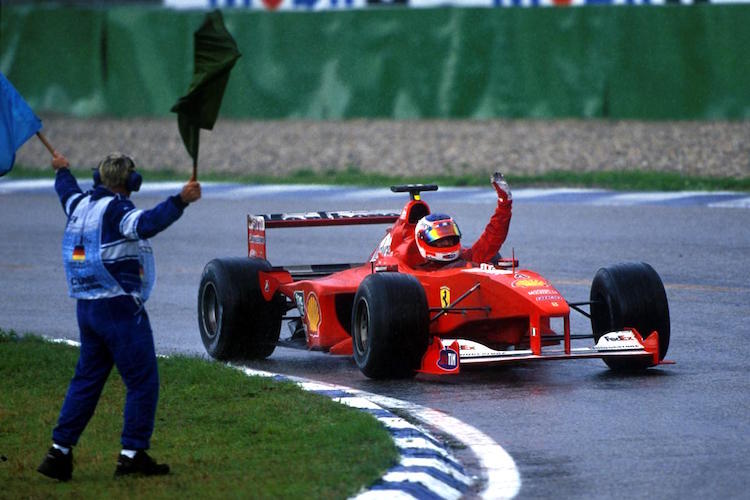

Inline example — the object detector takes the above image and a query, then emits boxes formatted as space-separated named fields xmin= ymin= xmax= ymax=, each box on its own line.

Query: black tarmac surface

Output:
xmin=2 ymin=187 xmax=749 ymax=499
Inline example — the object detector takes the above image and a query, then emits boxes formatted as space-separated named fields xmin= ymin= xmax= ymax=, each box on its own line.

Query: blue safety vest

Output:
xmin=62 ymin=194 xmax=156 ymax=301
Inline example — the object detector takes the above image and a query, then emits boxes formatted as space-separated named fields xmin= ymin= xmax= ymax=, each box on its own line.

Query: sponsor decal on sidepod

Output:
xmin=305 ymin=292 xmax=322 ymax=336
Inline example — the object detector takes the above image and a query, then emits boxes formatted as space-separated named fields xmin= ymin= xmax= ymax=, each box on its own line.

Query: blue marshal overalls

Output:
xmin=52 ymin=168 xmax=188 ymax=451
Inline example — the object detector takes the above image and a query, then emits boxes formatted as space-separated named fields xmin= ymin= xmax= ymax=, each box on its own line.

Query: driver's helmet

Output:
xmin=415 ymin=213 xmax=462 ymax=262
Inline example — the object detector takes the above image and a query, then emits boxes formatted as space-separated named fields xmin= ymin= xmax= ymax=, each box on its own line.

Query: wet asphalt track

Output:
xmin=2 ymin=182 xmax=749 ymax=499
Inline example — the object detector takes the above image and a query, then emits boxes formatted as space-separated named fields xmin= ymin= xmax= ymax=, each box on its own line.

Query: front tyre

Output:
xmin=590 ymin=262 xmax=670 ymax=371
xmin=352 ymin=273 xmax=429 ymax=379
xmin=198 ymin=258 xmax=283 ymax=360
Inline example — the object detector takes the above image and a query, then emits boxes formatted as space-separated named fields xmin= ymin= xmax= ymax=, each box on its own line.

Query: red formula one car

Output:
xmin=198 ymin=184 xmax=672 ymax=379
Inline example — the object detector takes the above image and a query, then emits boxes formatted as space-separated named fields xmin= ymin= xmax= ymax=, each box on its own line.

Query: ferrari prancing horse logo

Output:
xmin=440 ymin=286 xmax=451 ymax=308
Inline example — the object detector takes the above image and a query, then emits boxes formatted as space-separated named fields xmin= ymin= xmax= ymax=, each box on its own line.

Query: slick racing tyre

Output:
xmin=590 ymin=262 xmax=670 ymax=371
xmin=351 ymin=273 xmax=430 ymax=379
xmin=198 ymin=258 xmax=283 ymax=361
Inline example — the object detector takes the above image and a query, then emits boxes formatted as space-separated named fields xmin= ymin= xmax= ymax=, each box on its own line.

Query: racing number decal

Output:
xmin=440 ymin=286 xmax=451 ymax=308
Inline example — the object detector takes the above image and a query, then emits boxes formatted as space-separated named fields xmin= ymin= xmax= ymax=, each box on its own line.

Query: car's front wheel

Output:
xmin=351 ymin=273 xmax=429 ymax=379
xmin=590 ymin=262 xmax=670 ymax=371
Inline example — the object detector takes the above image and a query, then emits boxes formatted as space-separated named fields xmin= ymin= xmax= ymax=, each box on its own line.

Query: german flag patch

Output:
xmin=72 ymin=245 xmax=86 ymax=262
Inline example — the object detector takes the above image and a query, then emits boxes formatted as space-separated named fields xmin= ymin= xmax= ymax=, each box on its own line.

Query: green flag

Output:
xmin=171 ymin=10 xmax=241 ymax=176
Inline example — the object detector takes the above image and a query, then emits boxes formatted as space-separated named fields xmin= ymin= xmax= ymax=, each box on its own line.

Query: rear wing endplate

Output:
xmin=248 ymin=210 xmax=399 ymax=259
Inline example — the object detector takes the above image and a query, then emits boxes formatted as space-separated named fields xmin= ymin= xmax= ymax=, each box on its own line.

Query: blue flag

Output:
xmin=0 ymin=72 xmax=42 ymax=176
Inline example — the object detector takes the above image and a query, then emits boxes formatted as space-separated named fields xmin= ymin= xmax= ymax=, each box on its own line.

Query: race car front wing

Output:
xmin=418 ymin=329 xmax=671 ymax=375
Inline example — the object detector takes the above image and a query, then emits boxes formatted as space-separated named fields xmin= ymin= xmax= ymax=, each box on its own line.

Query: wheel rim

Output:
xmin=201 ymin=282 xmax=220 ymax=339
xmin=355 ymin=299 xmax=370 ymax=356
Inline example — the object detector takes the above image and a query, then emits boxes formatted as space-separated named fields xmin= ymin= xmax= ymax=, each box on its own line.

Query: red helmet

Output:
xmin=415 ymin=213 xmax=462 ymax=262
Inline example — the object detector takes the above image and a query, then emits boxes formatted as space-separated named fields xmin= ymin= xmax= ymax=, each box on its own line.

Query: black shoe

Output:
xmin=114 ymin=450 xmax=170 ymax=477
xmin=37 ymin=447 xmax=73 ymax=481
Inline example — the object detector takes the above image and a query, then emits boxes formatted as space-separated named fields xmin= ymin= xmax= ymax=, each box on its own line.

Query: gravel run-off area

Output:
xmin=16 ymin=115 xmax=750 ymax=180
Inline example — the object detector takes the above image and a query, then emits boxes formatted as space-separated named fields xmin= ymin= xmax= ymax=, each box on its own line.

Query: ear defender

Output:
xmin=127 ymin=170 xmax=142 ymax=192
xmin=121 ymin=155 xmax=142 ymax=192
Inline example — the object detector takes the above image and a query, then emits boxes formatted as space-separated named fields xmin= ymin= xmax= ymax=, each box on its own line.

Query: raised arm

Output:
xmin=118 ymin=180 xmax=202 ymax=240
xmin=462 ymin=172 xmax=513 ymax=264
xmin=51 ymin=152 xmax=84 ymax=217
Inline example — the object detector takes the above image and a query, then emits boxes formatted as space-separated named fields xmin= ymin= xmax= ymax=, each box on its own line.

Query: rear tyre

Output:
xmin=590 ymin=262 xmax=670 ymax=371
xmin=352 ymin=273 xmax=429 ymax=379
xmin=198 ymin=257 xmax=283 ymax=360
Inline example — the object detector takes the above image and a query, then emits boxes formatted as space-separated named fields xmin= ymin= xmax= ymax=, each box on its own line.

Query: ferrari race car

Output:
xmin=198 ymin=184 xmax=672 ymax=379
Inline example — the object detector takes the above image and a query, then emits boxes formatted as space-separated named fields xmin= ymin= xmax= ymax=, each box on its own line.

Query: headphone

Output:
xmin=92 ymin=154 xmax=142 ymax=192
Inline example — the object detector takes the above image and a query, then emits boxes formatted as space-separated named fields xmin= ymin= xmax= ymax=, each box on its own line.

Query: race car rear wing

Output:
xmin=247 ymin=210 xmax=400 ymax=259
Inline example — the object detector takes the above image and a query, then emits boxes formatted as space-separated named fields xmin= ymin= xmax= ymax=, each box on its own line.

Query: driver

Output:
xmin=414 ymin=172 xmax=512 ymax=267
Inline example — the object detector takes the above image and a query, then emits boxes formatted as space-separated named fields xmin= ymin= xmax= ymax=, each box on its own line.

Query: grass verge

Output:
xmin=7 ymin=164 xmax=750 ymax=192
xmin=0 ymin=329 xmax=398 ymax=499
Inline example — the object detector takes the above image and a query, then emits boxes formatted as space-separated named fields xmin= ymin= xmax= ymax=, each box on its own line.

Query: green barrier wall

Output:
xmin=1 ymin=6 xmax=105 ymax=115
xmin=2 ymin=5 xmax=749 ymax=119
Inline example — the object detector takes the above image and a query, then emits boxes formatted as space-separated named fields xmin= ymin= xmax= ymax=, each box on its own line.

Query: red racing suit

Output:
xmin=460 ymin=198 xmax=513 ymax=264
xmin=388 ymin=198 xmax=512 ymax=268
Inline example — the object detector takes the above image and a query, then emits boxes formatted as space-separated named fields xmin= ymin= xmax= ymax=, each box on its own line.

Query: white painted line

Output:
xmin=334 ymin=188 xmax=391 ymax=200
xmin=709 ymin=196 xmax=750 ymax=208
xmin=215 ymin=186 xmax=276 ymax=199
xmin=513 ymin=187 xmax=608 ymax=199
xmin=216 ymin=184 xmax=333 ymax=199
xmin=133 ymin=182 xmax=186 ymax=194
xmin=48 ymin=338 xmax=81 ymax=347
xmin=0 ymin=179 xmax=54 ymax=192
xmin=590 ymin=191 xmax=702 ymax=205
xmin=434 ymin=186 xmax=485 ymax=193
xmin=460 ymin=187 xmax=610 ymax=202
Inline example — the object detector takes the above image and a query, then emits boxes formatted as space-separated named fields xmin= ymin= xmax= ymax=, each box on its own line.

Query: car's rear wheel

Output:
xmin=590 ymin=262 xmax=670 ymax=371
xmin=198 ymin=257 xmax=283 ymax=360
xmin=352 ymin=273 xmax=429 ymax=379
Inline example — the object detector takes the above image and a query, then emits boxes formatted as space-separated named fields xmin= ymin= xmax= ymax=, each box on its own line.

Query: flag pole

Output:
xmin=191 ymin=127 xmax=199 ymax=182
xmin=36 ymin=132 xmax=55 ymax=156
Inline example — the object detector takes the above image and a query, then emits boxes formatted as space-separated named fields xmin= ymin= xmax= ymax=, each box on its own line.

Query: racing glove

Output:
xmin=491 ymin=172 xmax=512 ymax=205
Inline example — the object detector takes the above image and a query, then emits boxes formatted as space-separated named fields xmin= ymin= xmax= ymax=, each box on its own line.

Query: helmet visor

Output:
xmin=422 ymin=220 xmax=461 ymax=246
